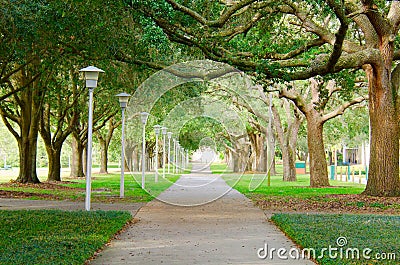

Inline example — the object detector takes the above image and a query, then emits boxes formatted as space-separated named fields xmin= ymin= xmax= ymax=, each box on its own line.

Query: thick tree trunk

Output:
xmin=306 ymin=113 xmax=330 ymax=187
xmin=70 ymin=135 xmax=85 ymax=177
xmin=281 ymin=143 xmax=297 ymax=181
xmin=46 ymin=146 xmax=62 ymax=181
xmin=363 ymin=65 xmax=400 ymax=196
xmin=16 ymin=134 xmax=40 ymax=183
xmin=232 ymin=152 xmax=240 ymax=172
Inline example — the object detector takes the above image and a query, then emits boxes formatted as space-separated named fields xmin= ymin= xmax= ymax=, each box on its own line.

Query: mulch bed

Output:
xmin=0 ymin=181 xmax=83 ymax=200
xmin=0 ymin=180 xmax=84 ymax=190
xmin=0 ymin=190 xmax=61 ymax=200
xmin=253 ymin=194 xmax=400 ymax=214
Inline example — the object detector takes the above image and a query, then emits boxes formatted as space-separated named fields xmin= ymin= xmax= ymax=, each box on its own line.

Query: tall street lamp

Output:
xmin=167 ymin=132 xmax=172 ymax=174
xmin=162 ymin=127 xmax=167 ymax=178
xmin=176 ymin=142 xmax=180 ymax=173
xmin=116 ymin=92 xmax=131 ymax=198
xmin=140 ymin=112 xmax=149 ymax=189
xmin=80 ymin=66 xmax=104 ymax=211
xmin=153 ymin=125 xmax=161 ymax=182
xmin=173 ymin=138 xmax=176 ymax=174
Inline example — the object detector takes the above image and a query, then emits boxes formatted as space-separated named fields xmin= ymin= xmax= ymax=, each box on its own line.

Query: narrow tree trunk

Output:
xmin=70 ymin=136 xmax=85 ymax=177
xmin=258 ymin=140 xmax=267 ymax=172
xmin=46 ymin=146 xmax=62 ymax=181
xmin=124 ymin=158 xmax=129 ymax=172
xmin=270 ymin=156 xmax=276 ymax=176
xmin=98 ymin=139 xmax=108 ymax=174
xmin=125 ymin=149 xmax=133 ymax=172
xmin=281 ymin=143 xmax=297 ymax=181
xmin=306 ymin=113 xmax=330 ymax=187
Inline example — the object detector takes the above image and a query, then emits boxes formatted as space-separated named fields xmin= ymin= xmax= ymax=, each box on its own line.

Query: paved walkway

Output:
xmin=90 ymin=162 xmax=314 ymax=264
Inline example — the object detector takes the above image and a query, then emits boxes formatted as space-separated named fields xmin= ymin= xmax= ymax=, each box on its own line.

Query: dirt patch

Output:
xmin=0 ymin=181 xmax=84 ymax=200
xmin=253 ymin=194 xmax=400 ymax=214
xmin=0 ymin=190 xmax=61 ymax=200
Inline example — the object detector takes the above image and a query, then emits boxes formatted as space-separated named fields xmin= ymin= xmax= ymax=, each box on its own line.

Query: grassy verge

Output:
xmin=0 ymin=210 xmax=131 ymax=265
xmin=222 ymin=172 xmax=365 ymax=199
xmin=0 ymin=172 xmax=181 ymax=203
xmin=210 ymin=163 xmax=231 ymax=174
xmin=271 ymin=213 xmax=400 ymax=264
xmin=216 ymin=163 xmax=400 ymax=213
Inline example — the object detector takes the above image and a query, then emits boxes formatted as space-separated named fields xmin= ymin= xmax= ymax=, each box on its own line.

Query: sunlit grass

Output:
xmin=272 ymin=213 xmax=400 ymax=264
xmin=0 ymin=210 xmax=131 ymax=265
xmin=213 ymin=163 xmax=365 ymax=199
xmin=0 ymin=170 xmax=183 ymax=203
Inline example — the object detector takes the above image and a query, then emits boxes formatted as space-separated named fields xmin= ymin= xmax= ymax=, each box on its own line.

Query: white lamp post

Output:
xmin=162 ymin=127 xmax=167 ymax=178
xmin=116 ymin=92 xmax=131 ymax=198
xmin=176 ymin=142 xmax=180 ymax=173
xmin=80 ymin=66 xmax=104 ymax=211
xmin=140 ymin=112 xmax=149 ymax=189
xmin=172 ymin=139 xmax=176 ymax=174
xmin=181 ymin=147 xmax=185 ymax=172
xmin=167 ymin=132 xmax=172 ymax=174
xmin=153 ymin=125 xmax=161 ymax=182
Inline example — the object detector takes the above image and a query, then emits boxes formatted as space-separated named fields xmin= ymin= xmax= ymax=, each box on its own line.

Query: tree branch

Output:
xmin=322 ymin=96 xmax=367 ymax=122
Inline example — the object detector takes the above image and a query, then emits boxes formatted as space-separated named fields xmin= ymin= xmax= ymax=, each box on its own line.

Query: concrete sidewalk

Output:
xmin=90 ymin=162 xmax=314 ymax=265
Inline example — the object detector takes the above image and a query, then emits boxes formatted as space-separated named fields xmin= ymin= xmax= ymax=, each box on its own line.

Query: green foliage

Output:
xmin=0 ymin=210 xmax=131 ymax=265
xmin=324 ymin=106 xmax=369 ymax=146
xmin=272 ymin=213 xmax=400 ymax=264
xmin=179 ymin=116 xmax=225 ymax=151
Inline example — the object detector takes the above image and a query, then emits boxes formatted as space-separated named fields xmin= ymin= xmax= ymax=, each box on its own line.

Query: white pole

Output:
xmin=120 ymin=107 xmax=126 ymax=198
xmin=173 ymin=139 xmax=176 ymax=174
xmin=142 ymin=123 xmax=146 ymax=189
xmin=85 ymin=88 xmax=94 ymax=211
xmin=155 ymin=132 xmax=159 ymax=182
xmin=162 ymin=132 xmax=166 ymax=178
xmin=167 ymin=134 xmax=171 ymax=174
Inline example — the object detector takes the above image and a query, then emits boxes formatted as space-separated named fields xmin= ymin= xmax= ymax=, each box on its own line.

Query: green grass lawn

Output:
xmin=215 ymin=163 xmax=400 ymax=213
xmin=272 ymin=213 xmax=400 ymax=264
xmin=0 ymin=171 xmax=182 ymax=203
xmin=0 ymin=210 xmax=132 ymax=265
xmin=210 ymin=163 xmax=231 ymax=174
xmin=220 ymin=170 xmax=365 ymax=199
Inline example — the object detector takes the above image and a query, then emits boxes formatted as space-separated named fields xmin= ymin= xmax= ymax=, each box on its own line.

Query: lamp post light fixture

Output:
xmin=153 ymin=125 xmax=162 ymax=182
xmin=140 ymin=112 xmax=150 ymax=189
xmin=167 ymin=132 xmax=172 ymax=174
xmin=80 ymin=66 xmax=104 ymax=211
xmin=116 ymin=92 xmax=131 ymax=198
xmin=162 ymin=127 xmax=167 ymax=178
